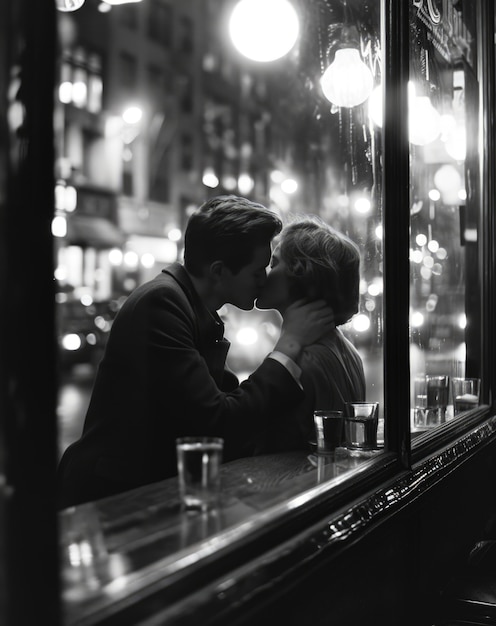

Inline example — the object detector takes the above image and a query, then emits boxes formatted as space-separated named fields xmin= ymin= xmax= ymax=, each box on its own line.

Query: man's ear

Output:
xmin=208 ymin=260 xmax=226 ymax=283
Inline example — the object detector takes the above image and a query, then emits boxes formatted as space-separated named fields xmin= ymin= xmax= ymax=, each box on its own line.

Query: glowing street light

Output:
xmin=101 ymin=0 xmax=142 ymax=4
xmin=56 ymin=0 xmax=85 ymax=11
xmin=229 ymin=0 xmax=300 ymax=63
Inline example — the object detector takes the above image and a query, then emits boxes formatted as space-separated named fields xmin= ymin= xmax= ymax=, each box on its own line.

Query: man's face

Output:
xmin=221 ymin=244 xmax=272 ymax=310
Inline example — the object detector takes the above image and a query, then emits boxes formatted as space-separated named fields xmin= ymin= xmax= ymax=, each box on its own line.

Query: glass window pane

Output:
xmin=408 ymin=2 xmax=480 ymax=433
xmin=55 ymin=0 xmax=386 ymax=500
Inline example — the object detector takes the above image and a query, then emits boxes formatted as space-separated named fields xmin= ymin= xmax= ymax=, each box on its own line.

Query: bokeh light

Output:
xmin=229 ymin=0 xmax=299 ymax=63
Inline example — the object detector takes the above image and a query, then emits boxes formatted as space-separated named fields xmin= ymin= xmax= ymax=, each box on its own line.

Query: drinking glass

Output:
xmin=426 ymin=375 xmax=449 ymax=425
xmin=344 ymin=402 xmax=379 ymax=450
xmin=176 ymin=436 xmax=223 ymax=511
xmin=313 ymin=410 xmax=344 ymax=460
xmin=452 ymin=378 xmax=481 ymax=415
xmin=413 ymin=375 xmax=428 ymax=428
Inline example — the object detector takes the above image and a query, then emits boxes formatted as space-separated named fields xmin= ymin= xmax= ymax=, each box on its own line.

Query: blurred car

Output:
xmin=56 ymin=297 xmax=124 ymax=374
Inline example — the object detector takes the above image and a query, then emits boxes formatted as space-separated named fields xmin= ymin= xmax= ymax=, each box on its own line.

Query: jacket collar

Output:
xmin=162 ymin=263 xmax=224 ymax=340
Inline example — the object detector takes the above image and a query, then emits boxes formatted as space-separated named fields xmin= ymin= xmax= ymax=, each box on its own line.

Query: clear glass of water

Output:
xmin=344 ymin=402 xmax=379 ymax=450
xmin=176 ymin=437 xmax=224 ymax=511
xmin=426 ymin=375 xmax=450 ymax=425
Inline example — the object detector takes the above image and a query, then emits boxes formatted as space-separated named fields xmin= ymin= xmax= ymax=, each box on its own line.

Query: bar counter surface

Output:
xmin=60 ymin=412 xmax=496 ymax=626
xmin=60 ymin=447 xmax=385 ymax=624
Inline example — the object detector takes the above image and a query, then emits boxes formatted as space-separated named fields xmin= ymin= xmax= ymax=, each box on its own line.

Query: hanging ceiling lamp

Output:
xmin=320 ymin=19 xmax=374 ymax=109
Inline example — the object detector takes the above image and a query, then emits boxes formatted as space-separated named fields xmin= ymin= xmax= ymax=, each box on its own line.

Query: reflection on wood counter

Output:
xmin=60 ymin=448 xmax=383 ymax=625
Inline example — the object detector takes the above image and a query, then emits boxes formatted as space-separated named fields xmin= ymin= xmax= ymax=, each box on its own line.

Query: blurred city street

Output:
xmin=57 ymin=346 xmax=384 ymax=461
xmin=57 ymin=365 xmax=94 ymax=460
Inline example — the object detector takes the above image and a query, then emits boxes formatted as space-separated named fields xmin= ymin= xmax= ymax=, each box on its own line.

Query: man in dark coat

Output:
xmin=57 ymin=195 xmax=333 ymax=507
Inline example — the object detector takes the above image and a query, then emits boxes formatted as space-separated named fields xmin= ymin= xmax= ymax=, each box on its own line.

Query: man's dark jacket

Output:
xmin=57 ymin=264 xmax=303 ymax=507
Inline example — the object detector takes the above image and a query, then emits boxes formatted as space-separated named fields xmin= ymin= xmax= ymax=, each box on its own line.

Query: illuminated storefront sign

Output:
xmin=413 ymin=0 xmax=473 ymax=64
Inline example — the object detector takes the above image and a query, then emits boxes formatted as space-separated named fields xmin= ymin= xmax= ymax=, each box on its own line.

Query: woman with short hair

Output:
xmin=256 ymin=215 xmax=366 ymax=452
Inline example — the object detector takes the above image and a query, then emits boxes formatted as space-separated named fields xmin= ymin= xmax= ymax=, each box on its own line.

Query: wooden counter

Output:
xmin=60 ymin=414 xmax=496 ymax=625
xmin=60 ymin=448 xmax=385 ymax=625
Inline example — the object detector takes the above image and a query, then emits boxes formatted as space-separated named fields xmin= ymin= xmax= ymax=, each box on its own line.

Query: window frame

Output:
xmin=2 ymin=0 xmax=496 ymax=623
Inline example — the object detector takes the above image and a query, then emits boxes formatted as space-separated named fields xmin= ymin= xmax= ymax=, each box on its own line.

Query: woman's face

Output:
xmin=255 ymin=245 xmax=292 ymax=313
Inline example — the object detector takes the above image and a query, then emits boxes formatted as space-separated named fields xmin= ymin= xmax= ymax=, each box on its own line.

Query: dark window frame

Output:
xmin=2 ymin=0 xmax=496 ymax=623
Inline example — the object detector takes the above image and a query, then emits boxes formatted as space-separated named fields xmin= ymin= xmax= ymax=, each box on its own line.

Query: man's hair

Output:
xmin=279 ymin=215 xmax=361 ymax=325
xmin=184 ymin=195 xmax=282 ymax=276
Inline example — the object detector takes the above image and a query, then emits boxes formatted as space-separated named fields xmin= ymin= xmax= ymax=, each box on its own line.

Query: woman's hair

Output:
xmin=184 ymin=195 xmax=282 ymax=276
xmin=279 ymin=215 xmax=361 ymax=325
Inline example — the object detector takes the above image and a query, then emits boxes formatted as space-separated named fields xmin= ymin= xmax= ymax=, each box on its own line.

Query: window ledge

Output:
xmin=61 ymin=411 xmax=496 ymax=625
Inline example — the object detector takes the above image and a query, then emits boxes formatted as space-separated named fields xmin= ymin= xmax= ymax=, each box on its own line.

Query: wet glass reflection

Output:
xmin=54 ymin=0 xmax=383 ymax=467
xmin=408 ymin=1 xmax=480 ymax=433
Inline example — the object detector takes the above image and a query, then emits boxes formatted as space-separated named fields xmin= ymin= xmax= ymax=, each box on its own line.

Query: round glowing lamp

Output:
xmin=229 ymin=0 xmax=299 ymax=63
xmin=56 ymin=0 xmax=85 ymax=11
xmin=321 ymin=49 xmax=374 ymax=108
xmin=101 ymin=0 xmax=143 ymax=4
